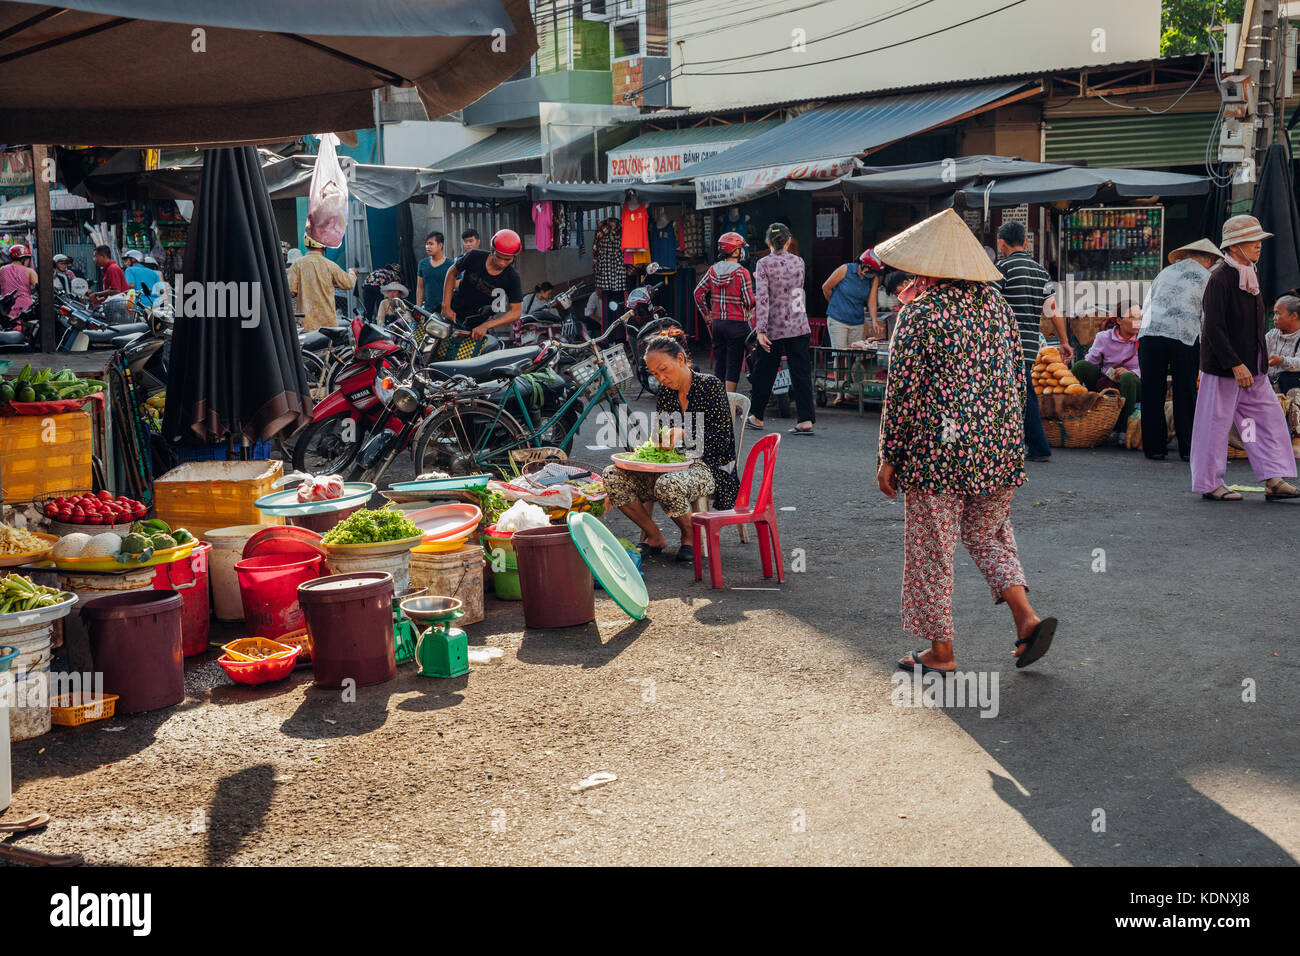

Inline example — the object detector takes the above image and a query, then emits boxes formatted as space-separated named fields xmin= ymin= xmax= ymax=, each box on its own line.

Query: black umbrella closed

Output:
xmin=1251 ymin=143 xmax=1300 ymax=303
xmin=1199 ymin=163 xmax=1233 ymax=247
xmin=163 ymin=147 xmax=311 ymax=446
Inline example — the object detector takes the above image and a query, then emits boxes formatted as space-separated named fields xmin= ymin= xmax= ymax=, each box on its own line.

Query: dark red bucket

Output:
xmin=298 ymin=572 xmax=395 ymax=688
xmin=83 ymin=589 xmax=185 ymax=713
xmin=513 ymin=524 xmax=595 ymax=628
xmin=153 ymin=541 xmax=212 ymax=657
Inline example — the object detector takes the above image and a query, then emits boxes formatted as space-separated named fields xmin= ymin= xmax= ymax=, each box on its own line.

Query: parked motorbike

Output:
xmin=0 ymin=291 xmax=38 ymax=352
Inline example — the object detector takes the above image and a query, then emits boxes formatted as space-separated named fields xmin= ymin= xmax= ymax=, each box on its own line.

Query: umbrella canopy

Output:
xmin=1251 ymin=143 xmax=1300 ymax=303
xmin=162 ymin=147 xmax=312 ymax=445
xmin=955 ymin=166 xmax=1210 ymax=208
xmin=0 ymin=0 xmax=536 ymax=146
xmin=841 ymin=155 xmax=1068 ymax=198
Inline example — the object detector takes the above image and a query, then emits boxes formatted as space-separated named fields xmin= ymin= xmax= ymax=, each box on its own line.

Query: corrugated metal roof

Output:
xmin=632 ymin=54 xmax=1207 ymax=122
xmin=435 ymin=128 xmax=542 ymax=172
xmin=673 ymin=81 xmax=1030 ymax=180
xmin=606 ymin=120 xmax=781 ymax=156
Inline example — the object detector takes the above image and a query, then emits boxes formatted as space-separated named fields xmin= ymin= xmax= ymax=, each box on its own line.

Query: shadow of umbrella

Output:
xmin=206 ymin=764 xmax=277 ymax=865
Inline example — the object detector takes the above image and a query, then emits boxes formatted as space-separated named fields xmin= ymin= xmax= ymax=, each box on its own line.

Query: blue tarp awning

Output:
xmin=672 ymin=81 xmax=1035 ymax=208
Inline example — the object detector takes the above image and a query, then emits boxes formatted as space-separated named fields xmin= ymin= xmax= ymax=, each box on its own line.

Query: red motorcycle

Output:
xmin=290 ymin=317 xmax=413 ymax=475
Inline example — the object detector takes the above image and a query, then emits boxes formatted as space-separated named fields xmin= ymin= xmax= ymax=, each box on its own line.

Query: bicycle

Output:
xmin=410 ymin=316 xmax=637 ymax=477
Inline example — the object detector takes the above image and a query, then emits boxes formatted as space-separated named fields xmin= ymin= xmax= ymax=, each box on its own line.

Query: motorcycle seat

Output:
xmin=111 ymin=322 xmax=150 ymax=336
xmin=424 ymin=345 xmax=542 ymax=381
xmin=0 ymin=330 xmax=26 ymax=346
xmin=112 ymin=332 xmax=147 ymax=349
xmin=79 ymin=327 xmax=123 ymax=344
xmin=319 ymin=325 xmax=351 ymax=344
xmin=300 ymin=330 xmax=331 ymax=351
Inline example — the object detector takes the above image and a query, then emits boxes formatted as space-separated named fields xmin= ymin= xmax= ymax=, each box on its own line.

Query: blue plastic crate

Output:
xmin=170 ymin=438 xmax=274 ymax=462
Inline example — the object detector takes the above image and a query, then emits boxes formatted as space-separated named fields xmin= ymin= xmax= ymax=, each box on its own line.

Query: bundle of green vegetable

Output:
xmin=472 ymin=487 xmax=511 ymax=525
xmin=321 ymin=508 xmax=423 ymax=545
xmin=629 ymin=441 xmax=686 ymax=464
xmin=0 ymin=573 xmax=67 ymax=614
xmin=0 ymin=365 xmax=105 ymax=404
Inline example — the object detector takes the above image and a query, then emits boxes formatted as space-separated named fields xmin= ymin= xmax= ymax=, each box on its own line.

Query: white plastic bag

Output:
xmin=495 ymin=500 xmax=550 ymax=533
xmin=306 ymin=133 xmax=348 ymax=249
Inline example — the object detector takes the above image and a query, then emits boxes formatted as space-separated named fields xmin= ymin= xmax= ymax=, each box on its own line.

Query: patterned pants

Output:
xmin=602 ymin=462 xmax=715 ymax=519
xmin=901 ymin=488 xmax=1026 ymax=644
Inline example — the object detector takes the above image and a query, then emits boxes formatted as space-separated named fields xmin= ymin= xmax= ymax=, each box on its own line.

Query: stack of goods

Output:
xmin=1030 ymin=347 xmax=1086 ymax=396
xmin=494 ymin=462 xmax=607 ymax=521
xmin=0 ymin=366 xmax=104 ymax=410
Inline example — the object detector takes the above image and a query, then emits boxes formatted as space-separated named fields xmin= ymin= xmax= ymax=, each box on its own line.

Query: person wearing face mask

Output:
xmin=1191 ymin=215 xmax=1298 ymax=501
xmin=693 ymin=231 xmax=755 ymax=393
xmin=1069 ymin=301 xmax=1142 ymax=435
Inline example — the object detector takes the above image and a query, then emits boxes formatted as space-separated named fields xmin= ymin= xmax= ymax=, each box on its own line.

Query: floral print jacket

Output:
xmin=878 ymin=280 xmax=1026 ymax=495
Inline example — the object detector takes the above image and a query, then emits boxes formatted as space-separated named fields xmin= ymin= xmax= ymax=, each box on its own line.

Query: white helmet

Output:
xmin=123 ymin=249 xmax=144 ymax=262
xmin=143 ymin=255 xmax=160 ymax=268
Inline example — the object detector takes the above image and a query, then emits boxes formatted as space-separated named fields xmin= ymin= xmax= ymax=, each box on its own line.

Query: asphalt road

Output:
xmin=5 ymin=390 xmax=1297 ymax=866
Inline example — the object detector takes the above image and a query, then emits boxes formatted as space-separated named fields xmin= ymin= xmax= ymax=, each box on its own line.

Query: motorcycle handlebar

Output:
xmin=553 ymin=314 xmax=629 ymax=350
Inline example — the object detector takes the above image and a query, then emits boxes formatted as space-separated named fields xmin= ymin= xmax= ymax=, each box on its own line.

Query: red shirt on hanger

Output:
xmin=621 ymin=203 xmax=649 ymax=251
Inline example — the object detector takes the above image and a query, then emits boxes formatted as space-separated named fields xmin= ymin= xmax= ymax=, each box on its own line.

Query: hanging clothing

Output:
xmin=532 ymin=201 xmax=554 ymax=253
xmin=593 ymin=218 xmax=626 ymax=292
xmin=649 ymin=219 xmax=677 ymax=271
xmin=683 ymin=214 xmax=704 ymax=259
xmin=621 ymin=202 xmax=649 ymax=251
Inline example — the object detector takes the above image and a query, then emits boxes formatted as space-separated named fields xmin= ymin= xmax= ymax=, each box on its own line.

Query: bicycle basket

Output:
xmin=571 ymin=345 xmax=632 ymax=399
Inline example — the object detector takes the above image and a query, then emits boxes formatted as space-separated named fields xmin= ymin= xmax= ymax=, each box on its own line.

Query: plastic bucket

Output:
xmin=153 ymin=541 xmax=212 ymax=657
xmin=235 ymin=554 xmax=323 ymax=641
xmin=83 ymin=589 xmax=185 ymax=713
xmin=289 ymin=505 xmax=362 ymax=534
xmin=513 ymin=525 xmax=595 ymax=628
xmin=0 ymin=620 xmax=54 ymax=741
xmin=298 ymin=572 xmax=395 ymax=688
xmin=408 ymin=545 xmax=486 ymax=625
xmin=58 ymin=567 xmax=155 ymax=674
xmin=0 ymin=646 xmax=14 ymax=812
xmin=325 ymin=548 xmax=412 ymax=592
xmin=204 ymin=525 xmax=269 ymax=621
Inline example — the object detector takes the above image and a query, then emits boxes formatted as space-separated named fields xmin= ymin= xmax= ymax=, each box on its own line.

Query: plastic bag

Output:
xmin=305 ymin=133 xmax=348 ymax=249
xmin=495 ymin=499 xmax=550 ymax=533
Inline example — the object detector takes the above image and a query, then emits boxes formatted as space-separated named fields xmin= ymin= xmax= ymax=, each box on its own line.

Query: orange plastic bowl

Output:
xmin=217 ymin=645 xmax=300 ymax=685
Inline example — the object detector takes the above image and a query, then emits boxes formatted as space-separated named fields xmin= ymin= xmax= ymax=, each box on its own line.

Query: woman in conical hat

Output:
xmin=875 ymin=208 xmax=1058 ymax=674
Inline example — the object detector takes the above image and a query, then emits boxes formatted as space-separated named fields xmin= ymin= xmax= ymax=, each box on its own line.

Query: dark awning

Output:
xmin=413 ymin=178 xmax=528 ymax=203
xmin=0 ymin=0 xmax=536 ymax=146
xmin=954 ymin=165 xmax=1211 ymax=207
xmin=527 ymin=181 xmax=695 ymax=204
xmin=841 ymin=155 xmax=1069 ymax=198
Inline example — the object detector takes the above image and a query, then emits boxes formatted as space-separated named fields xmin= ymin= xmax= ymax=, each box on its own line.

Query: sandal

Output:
xmin=745 ymin=419 xmax=765 ymax=431
xmin=787 ymin=426 xmax=815 ymax=436
xmin=1265 ymin=479 xmax=1300 ymax=501
xmin=896 ymin=649 xmax=956 ymax=675
xmin=1202 ymin=488 xmax=1244 ymax=502
xmin=637 ymin=542 xmax=664 ymax=557
xmin=1014 ymin=618 xmax=1057 ymax=669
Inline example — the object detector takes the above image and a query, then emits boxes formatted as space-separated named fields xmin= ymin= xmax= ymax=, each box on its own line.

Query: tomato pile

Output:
xmin=44 ymin=491 xmax=147 ymax=525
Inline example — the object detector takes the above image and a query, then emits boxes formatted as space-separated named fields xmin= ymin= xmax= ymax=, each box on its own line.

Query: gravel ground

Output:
xmin=4 ymin=391 xmax=1297 ymax=866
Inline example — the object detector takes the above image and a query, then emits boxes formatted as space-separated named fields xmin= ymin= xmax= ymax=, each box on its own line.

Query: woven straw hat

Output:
xmin=874 ymin=208 xmax=1003 ymax=282
xmin=1168 ymin=238 xmax=1224 ymax=264
xmin=1220 ymin=214 xmax=1272 ymax=249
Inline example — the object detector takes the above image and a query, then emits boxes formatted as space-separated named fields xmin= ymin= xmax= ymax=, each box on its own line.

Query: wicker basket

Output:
xmin=1041 ymin=388 xmax=1123 ymax=448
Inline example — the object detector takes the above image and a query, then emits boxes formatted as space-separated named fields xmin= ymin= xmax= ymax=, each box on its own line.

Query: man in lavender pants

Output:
xmin=1190 ymin=215 xmax=1300 ymax=501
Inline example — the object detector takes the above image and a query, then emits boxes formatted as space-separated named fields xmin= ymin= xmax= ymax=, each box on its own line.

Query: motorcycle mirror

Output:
xmin=71 ymin=277 xmax=89 ymax=296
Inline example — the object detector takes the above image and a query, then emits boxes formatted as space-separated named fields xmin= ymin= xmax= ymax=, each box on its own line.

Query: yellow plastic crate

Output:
xmin=0 ymin=410 xmax=94 ymax=503
xmin=153 ymin=460 xmax=284 ymax=538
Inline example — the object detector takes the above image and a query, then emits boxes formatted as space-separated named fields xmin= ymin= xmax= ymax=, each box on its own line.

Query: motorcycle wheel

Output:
xmin=292 ymin=413 xmax=361 ymax=475
xmin=413 ymin=399 xmax=528 ymax=477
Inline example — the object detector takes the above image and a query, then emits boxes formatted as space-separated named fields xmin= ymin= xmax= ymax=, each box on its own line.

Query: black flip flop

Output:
xmin=788 ymin=427 xmax=815 ymax=436
xmin=637 ymin=542 xmax=664 ymax=557
xmin=1014 ymin=617 xmax=1058 ymax=669
xmin=896 ymin=649 xmax=955 ymax=675
xmin=1202 ymin=490 xmax=1243 ymax=502
xmin=674 ymin=545 xmax=694 ymax=564
xmin=745 ymin=420 xmax=765 ymax=431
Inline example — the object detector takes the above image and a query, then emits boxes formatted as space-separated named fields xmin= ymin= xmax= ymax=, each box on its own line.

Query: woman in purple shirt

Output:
xmin=1070 ymin=304 xmax=1142 ymax=433
xmin=747 ymin=223 xmax=816 ymax=435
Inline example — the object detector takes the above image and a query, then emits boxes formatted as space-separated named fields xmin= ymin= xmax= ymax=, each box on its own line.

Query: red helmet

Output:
xmin=717 ymin=231 xmax=746 ymax=257
xmin=859 ymin=247 xmax=884 ymax=271
xmin=7 ymin=244 xmax=30 ymax=260
xmin=490 ymin=228 xmax=522 ymax=257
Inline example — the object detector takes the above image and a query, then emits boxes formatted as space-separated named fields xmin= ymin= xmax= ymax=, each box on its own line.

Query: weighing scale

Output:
xmin=400 ymin=595 xmax=468 ymax=678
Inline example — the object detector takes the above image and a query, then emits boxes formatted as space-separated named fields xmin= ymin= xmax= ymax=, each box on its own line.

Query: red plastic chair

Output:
xmin=692 ymin=433 xmax=784 ymax=589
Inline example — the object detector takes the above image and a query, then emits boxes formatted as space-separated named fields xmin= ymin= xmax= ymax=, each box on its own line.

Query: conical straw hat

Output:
xmin=874 ymin=207 xmax=1003 ymax=282
xmin=1168 ymin=238 xmax=1223 ymax=264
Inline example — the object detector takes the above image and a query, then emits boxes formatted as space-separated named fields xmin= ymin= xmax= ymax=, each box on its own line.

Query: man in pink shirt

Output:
xmin=1070 ymin=303 xmax=1141 ymax=433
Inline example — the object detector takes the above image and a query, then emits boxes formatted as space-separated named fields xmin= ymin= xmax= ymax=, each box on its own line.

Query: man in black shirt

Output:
xmin=441 ymin=228 xmax=523 ymax=340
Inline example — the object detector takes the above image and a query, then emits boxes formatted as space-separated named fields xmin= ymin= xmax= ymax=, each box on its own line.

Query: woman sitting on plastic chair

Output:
xmin=602 ymin=328 xmax=738 ymax=565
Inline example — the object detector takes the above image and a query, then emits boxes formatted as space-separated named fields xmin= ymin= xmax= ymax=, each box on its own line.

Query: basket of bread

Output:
xmin=1030 ymin=347 xmax=1123 ymax=448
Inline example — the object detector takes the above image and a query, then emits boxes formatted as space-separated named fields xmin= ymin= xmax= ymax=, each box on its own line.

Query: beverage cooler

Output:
xmin=1058 ymin=206 xmax=1164 ymax=282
